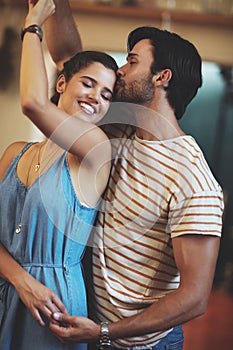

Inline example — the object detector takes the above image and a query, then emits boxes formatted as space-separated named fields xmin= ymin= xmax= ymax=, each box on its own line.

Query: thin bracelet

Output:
xmin=21 ymin=24 xmax=43 ymax=42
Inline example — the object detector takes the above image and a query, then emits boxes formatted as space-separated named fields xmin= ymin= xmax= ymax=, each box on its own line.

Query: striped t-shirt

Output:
xmin=92 ymin=125 xmax=224 ymax=349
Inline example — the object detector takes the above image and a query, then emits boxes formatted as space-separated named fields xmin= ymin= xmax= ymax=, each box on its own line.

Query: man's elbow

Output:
xmin=195 ymin=299 xmax=209 ymax=317
xmin=192 ymin=290 xmax=211 ymax=318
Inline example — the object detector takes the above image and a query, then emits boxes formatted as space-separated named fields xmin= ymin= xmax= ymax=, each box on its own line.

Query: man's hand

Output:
xmin=50 ymin=313 xmax=100 ymax=344
xmin=26 ymin=0 xmax=55 ymax=28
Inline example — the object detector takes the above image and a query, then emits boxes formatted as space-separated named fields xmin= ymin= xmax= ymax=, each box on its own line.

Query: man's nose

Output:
xmin=117 ymin=65 xmax=126 ymax=77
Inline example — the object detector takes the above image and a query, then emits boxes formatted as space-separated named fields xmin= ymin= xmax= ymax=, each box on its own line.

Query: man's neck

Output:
xmin=134 ymin=104 xmax=185 ymax=141
xmin=135 ymin=126 xmax=185 ymax=141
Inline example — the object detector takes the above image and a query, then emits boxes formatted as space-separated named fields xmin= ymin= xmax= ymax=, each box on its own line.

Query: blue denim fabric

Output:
xmin=0 ymin=144 xmax=94 ymax=350
xmin=109 ymin=325 xmax=184 ymax=350
xmin=153 ymin=326 xmax=184 ymax=350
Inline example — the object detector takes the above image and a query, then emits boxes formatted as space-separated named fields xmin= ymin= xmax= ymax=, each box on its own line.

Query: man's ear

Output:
xmin=152 ymin=69 xmax=172 ymax=87
xmin=56 ymin=74 xmax=66 ymax=94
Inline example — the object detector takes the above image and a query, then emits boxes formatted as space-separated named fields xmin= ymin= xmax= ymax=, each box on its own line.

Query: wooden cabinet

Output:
xmin=69 ymin=1 xmax=233 ymax=27
xmin=5 ymin=0 xmax=233 ymax=66
xmin=8 ymin=0 xmax=233 ymax=27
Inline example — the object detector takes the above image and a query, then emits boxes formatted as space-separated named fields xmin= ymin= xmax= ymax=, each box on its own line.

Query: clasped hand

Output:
xmin=49 ymin=313 xmax=100 ymax=344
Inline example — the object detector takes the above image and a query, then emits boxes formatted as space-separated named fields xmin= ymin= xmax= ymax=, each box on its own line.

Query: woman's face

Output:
xmin=57 ymin=62 xmax=116 ymax=124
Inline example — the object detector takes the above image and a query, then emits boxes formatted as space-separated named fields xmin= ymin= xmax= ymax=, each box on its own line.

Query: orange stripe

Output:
xmin=102 ymin=220 xmax=174 ymax=261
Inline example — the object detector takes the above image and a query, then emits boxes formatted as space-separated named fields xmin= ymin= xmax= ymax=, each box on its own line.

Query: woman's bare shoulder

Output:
xmin=0 ymin=141 xmax=27 ymax=180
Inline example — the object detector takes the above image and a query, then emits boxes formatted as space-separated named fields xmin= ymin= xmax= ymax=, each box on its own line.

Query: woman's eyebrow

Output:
xmin=81 ymin=75 xmax=96 ymax=82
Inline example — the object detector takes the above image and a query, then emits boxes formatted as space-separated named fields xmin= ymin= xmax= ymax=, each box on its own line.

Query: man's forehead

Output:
xmin=129 ymin=38 xmax=153 ymax=54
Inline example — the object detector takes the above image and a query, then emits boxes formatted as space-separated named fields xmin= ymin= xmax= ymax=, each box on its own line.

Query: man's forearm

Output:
xmin=108 ymin=286 xmax=205 ymax=341
xmin=45 ymin=0 xmax=82 ymax=70
xmin=50 ymin=281 xmax=209 ymax=344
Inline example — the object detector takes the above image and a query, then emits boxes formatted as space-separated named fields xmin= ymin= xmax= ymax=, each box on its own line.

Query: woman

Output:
xmin=0 ymin=0 xmax=118 ymax=349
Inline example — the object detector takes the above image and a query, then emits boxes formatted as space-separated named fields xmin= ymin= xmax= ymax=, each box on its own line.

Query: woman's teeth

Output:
xmin=79 ymin=102 xmax=96 ymax=115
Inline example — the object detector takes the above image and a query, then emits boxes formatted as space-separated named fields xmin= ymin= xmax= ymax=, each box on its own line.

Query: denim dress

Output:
xmin=0 ymin=143 xmax=98 ymax=350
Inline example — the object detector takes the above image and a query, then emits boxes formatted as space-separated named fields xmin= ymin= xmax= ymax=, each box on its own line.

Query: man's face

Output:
xmin=115 ymin=39 xmax=155 ymax=105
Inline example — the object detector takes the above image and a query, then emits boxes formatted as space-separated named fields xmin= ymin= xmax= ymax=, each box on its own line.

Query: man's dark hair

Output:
xmin=127 ymin=26 xmax=203 ymax=119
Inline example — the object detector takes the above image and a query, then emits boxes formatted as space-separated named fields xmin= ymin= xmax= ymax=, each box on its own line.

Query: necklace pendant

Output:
xmin=15 ymin=224 xmax=22 ymax=234
xmin=35 ymin=164 xmax=40 ymax=172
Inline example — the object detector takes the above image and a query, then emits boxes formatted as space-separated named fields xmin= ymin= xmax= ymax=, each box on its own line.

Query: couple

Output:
xmin=0 ymin=0 xmax=224 ymax=349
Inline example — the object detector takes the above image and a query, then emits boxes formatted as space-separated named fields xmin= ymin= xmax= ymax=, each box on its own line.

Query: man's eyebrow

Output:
xmin=81 ymin=75 xmax=113 ymax=95
xmin=127 ymin=52 xmax=139 ymax=60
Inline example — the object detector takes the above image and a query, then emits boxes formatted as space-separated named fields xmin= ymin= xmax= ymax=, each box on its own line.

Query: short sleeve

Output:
xmin=168 ymin=190 xmax=224 ymax=238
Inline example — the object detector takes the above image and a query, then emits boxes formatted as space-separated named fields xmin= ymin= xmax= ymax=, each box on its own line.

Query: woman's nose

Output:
xmin=88 ymin=89 xmax=99 ymax=103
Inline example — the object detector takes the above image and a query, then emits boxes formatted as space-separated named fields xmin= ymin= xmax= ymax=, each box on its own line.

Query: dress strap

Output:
xmin=16 ymin=142 xmax=36 ymax=160
xmin=12 ymin=142 xmax=37 ymax=168
xmin=1 ymin=142 xmax=37 ymax=183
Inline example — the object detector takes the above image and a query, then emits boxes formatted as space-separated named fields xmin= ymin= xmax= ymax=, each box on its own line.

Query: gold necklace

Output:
xmin=15 ymin=143 xmax=43 ymax=234
xmin=34 ymin=140 xmax=45 ymax=172
xmin=15 ymin=142 xmax=62 ymax=234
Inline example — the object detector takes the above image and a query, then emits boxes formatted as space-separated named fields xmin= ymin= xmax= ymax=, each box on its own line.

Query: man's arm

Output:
xmin=45 ymin=0 xmax=82 ymax=70
xmin=50 ymin=234 xmax=220 ymax=343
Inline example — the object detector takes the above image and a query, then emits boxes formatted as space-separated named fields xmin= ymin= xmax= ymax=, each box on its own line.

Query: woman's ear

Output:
xmin=56 ymin=74 xmax=66 ymax=94
xmin=152 ymin=69 xmax=172 ymax=87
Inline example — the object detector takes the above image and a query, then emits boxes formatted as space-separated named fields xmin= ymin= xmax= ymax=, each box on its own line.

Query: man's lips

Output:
xmin=116 ymin=79 xmax=125 ymax=88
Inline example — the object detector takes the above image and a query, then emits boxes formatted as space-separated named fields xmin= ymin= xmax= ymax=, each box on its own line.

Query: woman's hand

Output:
xmin=25 ymin=0 xmax=55 ymax=28
xmin=16 ymin=273 xmax=67 ymax=327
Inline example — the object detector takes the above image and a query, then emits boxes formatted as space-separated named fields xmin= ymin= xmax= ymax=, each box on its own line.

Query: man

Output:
xmin=46 ymin=2 xmax=224 ymax=349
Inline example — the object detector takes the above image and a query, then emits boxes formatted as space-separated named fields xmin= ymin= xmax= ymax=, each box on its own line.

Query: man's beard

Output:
xmin=115 ymin=73 xmax=154 ymax=105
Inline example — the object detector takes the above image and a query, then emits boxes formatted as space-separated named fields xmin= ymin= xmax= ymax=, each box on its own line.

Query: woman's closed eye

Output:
xmin=82 ymin=81 xmax=93 ymax=88
xmin=101 ymin=92 xmax=112 ymax=102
